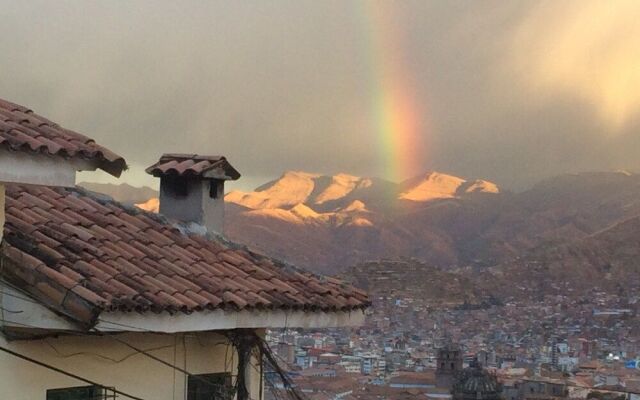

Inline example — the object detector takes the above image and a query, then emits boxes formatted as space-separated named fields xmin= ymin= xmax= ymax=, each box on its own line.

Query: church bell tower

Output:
xmin=436 ymin=344 xmax=463 ymax=389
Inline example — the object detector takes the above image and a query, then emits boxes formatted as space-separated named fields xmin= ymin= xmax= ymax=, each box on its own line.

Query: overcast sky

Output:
xmin=1 ymin=1 xmax=639 ymax=191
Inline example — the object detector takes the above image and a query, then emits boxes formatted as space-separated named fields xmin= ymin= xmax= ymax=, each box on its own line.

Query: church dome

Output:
xmin=452 ymin=360 xmax=501 ymax=400
xmin=460 ymin=373 xmax=499 ymax=393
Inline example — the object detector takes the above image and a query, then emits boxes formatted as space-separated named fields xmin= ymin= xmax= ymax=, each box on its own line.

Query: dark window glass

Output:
xmin=46 ymin=385 xmax=110 ymax=400
xmin=162 ymin=176 xmax=189 ymax=198
xmin=188 ymin=373 xmax=233 ymax=400
xmin=209 ymin=181 xmax=220 ymax=199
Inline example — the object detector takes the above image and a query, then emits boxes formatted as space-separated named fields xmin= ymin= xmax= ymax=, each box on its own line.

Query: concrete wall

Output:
xmin=201 ymin=179 xmax=225 ymax=234
xmin=0 ymin=150 xmax=81 ymax=187
xmin=0 ymin=330 xmax=264 ymax=400
xmin=159 ymin=177 xmax=205 ymax=223
xmin=159 ymin=177 xmax=225 ymax=234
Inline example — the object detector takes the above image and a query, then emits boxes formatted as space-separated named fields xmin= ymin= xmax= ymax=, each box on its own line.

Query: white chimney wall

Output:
xmin=158 ymin=176 xmax=226 ymax=234
xmin=147 ymin=154 xmax=240 ymax=234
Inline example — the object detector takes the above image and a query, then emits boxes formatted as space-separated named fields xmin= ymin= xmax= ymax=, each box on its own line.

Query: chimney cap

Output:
xmin=146 ymin=153 xmax=240 ymax=180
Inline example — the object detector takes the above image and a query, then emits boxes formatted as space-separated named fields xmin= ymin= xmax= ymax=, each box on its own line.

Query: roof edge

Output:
xmin=145 ymin=154 xmax=241 ymax=180
xmin=1 ymin=243 xmax=100 ymax=328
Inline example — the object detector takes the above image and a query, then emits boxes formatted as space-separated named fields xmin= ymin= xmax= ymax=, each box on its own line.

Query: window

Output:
xmin=46 ymin=385 xmax=115 ymax=400
xmin=187 ymin=373 xmax=233 ymax=400
xmin=209 ymin=180 xmax=222 ymax=199
xmin=162 ymin=176 xmax=189 ymax=198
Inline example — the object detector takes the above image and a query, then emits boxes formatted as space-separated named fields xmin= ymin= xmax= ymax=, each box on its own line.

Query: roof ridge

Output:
xmin=73 ymin=185 xmax=170 ymax=226
xmin=159 ymin=153 xmax=226 ymax=161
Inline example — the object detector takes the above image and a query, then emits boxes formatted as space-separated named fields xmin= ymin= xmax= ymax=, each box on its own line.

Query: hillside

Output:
xmin=483 ymin=213 xmax=640 ymax=300
xmin=227 ymin=170 xmax=640 ymax=274
xmin=345 ymin=211 xmax=640 ymax=306
xmin=89 ymin=170 xmax=640 ymax=276
xmin=342 ymin=259 xmax=483 ymax=307
xmin=473 ymin=171 xmax=640 ymax=264
xmin=78 ymin=182 xmax=158 ymax=205
xmin=224 ymin=171 xmax=501 ymax=273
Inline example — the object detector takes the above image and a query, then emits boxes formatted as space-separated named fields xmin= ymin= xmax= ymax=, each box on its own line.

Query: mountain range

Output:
xmin=222 ymin=171 xmax=502 ymax=273
xmin=79 ymin=182 xmax=158 ymax=205
xmin=88 ymin=169 xmax=640 ymax=291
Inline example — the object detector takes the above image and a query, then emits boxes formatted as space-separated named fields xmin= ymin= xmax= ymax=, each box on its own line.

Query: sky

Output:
xmin=1 ymin=0 xmax=639 ymax=192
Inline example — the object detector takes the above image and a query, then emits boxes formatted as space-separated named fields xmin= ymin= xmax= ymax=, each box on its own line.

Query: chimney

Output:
xmin=146 ymin=154 xmax=240 ymax=234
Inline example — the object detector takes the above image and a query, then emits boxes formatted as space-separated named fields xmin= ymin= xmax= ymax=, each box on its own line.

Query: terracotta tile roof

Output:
xmin=1 ymin=184 xmax=369 ymax=326
xmin=0 ymin=98 xmax=126 ymax=177
xmin=146 ymin=153 xmax=240 ymax=180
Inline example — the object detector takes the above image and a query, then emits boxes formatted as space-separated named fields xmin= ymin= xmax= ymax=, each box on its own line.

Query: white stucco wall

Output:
xmin=0 ymin=150 xmax=83 ymax=187
xmin=158 ymin=178 xmax=225 ymax=235
xmin=0 ymin=330 xmax=264 ymax=400
xmin=98 ymin=308 xmax=366 ymax=332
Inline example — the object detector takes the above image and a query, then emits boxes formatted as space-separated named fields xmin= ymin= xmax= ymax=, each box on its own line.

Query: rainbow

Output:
xmin=359 ymin=1 xmax=428 ymax=182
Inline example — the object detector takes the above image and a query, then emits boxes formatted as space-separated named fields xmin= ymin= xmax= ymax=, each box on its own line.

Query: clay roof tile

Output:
xmin=0 ymin=99 xmax=126 ymax=176
xmin=0 ymin=100 xmax=126 ymax=176
xmin=0 ymin=184 xmax=370 ymax=324
xmin=145 ymin=153 xmax=240 ymax=180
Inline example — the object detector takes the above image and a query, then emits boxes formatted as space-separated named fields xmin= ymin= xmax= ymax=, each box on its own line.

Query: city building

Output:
xmin=437 ymin=344 xmax=464 ymax=389
xmin=451 ymin=359 xmax=502 ymax=400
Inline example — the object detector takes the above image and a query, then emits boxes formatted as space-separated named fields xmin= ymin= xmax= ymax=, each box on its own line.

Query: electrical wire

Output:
xmin=0 ymin=343 xmax=146 ymax=400
xmin=255 ymin=337 xmax=306 ymax=400
xmin=1 ymin=316 xmax=238 ymax=397
xmin=99 ymin=332 xmax=237 ymax=391
xmin=182 ymin=333 xmax=187 ymax=400
xmin=1 ymin=280 xmax=300 ymax=400
xmin=258 ymin=346 xmax=264 ymax=400
xmin=44 ymin=339 xmax=174 ymax=364
xmin=0 ymin=289 xmax=241 ymax=395
xmin=96 ymin=318 xmax=150 ymax=332
xmin=0 ymin=288 xmax=46 ymax=305
xmin=172 ymin=334 xmax=177 ymax=400
xmin=0 ymin=305 xmax=23 ymax=314
xmin=0 ymin=316 xmax=46 ymax=329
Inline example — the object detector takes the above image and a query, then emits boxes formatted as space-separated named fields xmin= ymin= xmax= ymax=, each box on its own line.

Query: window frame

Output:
xmin=46 ymin=385 xmax=115 ymax=400
xmin=187 ymin=372 xmax=234 ymax=400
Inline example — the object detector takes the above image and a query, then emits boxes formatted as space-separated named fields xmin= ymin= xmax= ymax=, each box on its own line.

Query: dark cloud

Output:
xmin=1 ymin=1 xmax=638 ymax=191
